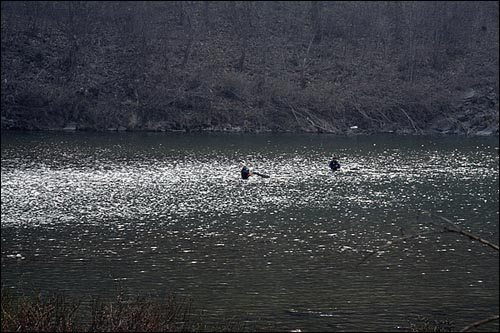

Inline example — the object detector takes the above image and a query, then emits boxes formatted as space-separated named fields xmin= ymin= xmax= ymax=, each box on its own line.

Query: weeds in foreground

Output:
xmin=408 ymin=316 xmax=454 ymax=332
xmin=1 ymin=289 xmax=241 ymax=332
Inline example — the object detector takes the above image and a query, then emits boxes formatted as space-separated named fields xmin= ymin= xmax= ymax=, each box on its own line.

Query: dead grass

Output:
xmin=1 ymin=289 xmax=242 ymax=332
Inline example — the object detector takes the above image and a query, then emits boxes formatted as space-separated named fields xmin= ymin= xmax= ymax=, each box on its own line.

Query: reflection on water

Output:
xmin=1 ymin=132 xmax=499 ymax=331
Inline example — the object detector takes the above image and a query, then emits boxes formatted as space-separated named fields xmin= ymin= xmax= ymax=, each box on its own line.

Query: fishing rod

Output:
xmin=252 ymin=171 xmax=270 ymax=178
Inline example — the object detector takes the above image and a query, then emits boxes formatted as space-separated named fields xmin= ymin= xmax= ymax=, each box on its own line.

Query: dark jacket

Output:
xmin=329 ymin=159 xmax=341 ymax=171
xmin=241 ymin=166 xmax=251 ymax=179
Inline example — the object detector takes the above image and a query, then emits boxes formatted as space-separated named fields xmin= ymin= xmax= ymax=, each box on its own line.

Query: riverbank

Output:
xmin=1 ymin=124 xmax=497 ymax=136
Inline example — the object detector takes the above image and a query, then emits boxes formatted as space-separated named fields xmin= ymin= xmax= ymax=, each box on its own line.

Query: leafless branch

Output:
xmin=423 ymin=211 xmax=499 ymax=252
xmin=358 ymin=211 xmax=499 ymax=268
xmin=460 ymin=314 xmax=499 ymax=332
xmin=358 ymin=211 xmax=499 ymax=332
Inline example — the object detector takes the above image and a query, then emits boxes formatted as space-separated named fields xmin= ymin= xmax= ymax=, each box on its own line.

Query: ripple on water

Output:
xmin=1 ymin=149 xmax=497 ymax=232
xmin=1 ymin=133 xmax=498 ymax=332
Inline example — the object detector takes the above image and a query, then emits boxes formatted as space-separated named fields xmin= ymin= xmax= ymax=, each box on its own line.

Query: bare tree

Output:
xmin=180 ymin=2 xmax=195 ymax=70
xmin=310 ymin=1 xmax=322 ymax=44
xmin=227 ymin=2 xmax=255 ymax=73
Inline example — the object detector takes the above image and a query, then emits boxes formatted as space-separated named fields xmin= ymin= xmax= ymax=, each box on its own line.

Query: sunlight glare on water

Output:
xmin=1 ymin=132 xmax=498 ymax=332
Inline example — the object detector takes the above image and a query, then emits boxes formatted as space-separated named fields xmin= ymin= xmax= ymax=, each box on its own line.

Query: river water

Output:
xmin=1 ymin=131 xmax=498 ymax=331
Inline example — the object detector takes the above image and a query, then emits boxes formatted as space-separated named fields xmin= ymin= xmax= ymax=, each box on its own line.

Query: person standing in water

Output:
xmin=241 ymin=160 xmax=252 ymax=179
xmin=329 ymin=155 xmax=341 ymax=171
xmin=240 ymin=160 xmax=269 ymax=179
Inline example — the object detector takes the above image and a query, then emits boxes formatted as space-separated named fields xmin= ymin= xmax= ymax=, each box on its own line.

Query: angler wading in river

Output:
xmin=241 ymin=160 xmax=269 ymax=179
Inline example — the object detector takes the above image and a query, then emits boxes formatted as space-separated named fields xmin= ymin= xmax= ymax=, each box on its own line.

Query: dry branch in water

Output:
xmin=357 ymin=210 xmax=499 ymax=332
xmin=460 ymin=315 xmax=500 ymax=332
xmin=425 ymin=211 xmax=499 ymax=252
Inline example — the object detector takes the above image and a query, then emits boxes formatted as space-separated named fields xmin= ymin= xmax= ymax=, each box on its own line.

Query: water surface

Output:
xmin=1 ymin=131 xmax=498 ymax=331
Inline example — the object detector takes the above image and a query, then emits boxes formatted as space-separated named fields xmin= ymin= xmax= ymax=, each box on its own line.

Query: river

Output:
xmin=1 ymin=131 xmax=498 ymax=331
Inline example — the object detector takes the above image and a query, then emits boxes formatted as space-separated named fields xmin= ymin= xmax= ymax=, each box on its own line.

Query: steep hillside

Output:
xmin=1 ymin=1 xmax=498 ymax=135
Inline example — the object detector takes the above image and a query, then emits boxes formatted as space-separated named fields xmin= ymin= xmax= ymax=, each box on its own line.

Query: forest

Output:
xmin=1 ymin=1 xmax=498 ymax=135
